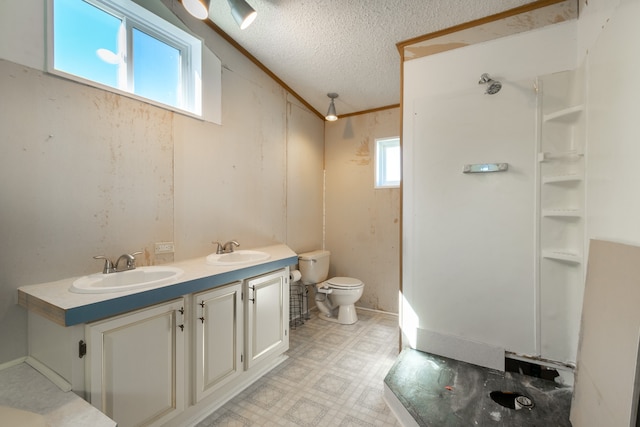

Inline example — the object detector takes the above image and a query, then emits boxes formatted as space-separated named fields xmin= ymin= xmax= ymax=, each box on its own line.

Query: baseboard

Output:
xmin=306 ymin=305 xmax=399 ymax=317
xmin=355 ymin=306 xmax=399 ymax=317
xmin=0 ymin=357 xmax=27 ymax=371
xmin=24 ymin=356 xmax=72 ymax=392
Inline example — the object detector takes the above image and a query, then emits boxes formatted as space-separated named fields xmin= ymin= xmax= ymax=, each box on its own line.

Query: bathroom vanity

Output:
xmin=18 ymin=244 xmax=297 ymax=427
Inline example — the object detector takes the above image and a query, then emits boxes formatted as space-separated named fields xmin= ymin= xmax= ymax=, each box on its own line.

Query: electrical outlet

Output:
xmin=155 ymin=242 xmax=174 ymax=254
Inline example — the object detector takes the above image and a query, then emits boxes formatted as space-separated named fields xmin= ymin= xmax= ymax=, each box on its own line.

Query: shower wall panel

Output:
xmin=401 ymin=20 xmax=578 ymax=367
xmin=409 ymin=82 xmax=537 ymax=356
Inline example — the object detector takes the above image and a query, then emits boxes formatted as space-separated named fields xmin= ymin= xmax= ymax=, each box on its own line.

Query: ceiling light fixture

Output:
xmin=182 ymin=0 xmax=211 ymax=20
xmin=227 ymin=0 xmax=257 ymax=30
xmin=325 ymin=93 xmax=339 ymax=121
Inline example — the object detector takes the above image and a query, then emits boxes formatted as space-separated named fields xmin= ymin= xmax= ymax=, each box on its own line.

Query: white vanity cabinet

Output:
xmin=83 ymin=270 xmax=290 ymax=427
xmin=193 ymin=269 xmax=289 ymax=402
xmin=193 ymin=281 xmax=243 ymax=403
xmin=20 ymin=245 xmax=297 ymax=427
xmin=245 ymin=269 xmax=289 ymax=369
xmin=85 ymin=298 xmax=186 ymax=427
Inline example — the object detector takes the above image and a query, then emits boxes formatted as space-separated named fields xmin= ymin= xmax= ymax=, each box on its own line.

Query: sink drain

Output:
xmin=490 ymin=391 xmax=534 ymax=410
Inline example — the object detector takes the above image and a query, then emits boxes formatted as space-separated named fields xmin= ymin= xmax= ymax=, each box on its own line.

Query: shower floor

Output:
xmin=384 ymin=348 xmax=572 ymax=426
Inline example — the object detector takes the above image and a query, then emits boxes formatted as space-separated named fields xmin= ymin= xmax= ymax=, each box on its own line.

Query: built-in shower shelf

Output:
xmin=537 ymin=68 xmax=586 ymax=365
xmin=542 ymin=250 xmax=582 ymax=264
xmin=542 ymin=209 xmax=582 ymax=218
xmin=542 ymin=173 xmax=582 ymax=184
xmin=538 ymin=150 xmax=584 ymax=162
xmin=543 ymin=105 xmax=584 ymax=123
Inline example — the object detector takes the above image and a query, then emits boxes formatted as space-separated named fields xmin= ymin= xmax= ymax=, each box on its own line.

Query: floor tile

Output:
xmin=196 ymin=309 xmax=401 ymax=427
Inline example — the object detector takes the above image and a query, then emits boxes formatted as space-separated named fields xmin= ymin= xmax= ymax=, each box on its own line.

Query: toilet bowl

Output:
xmin=298 ymin=250 xmax=365 ymax=325
xmin=315 ymin=277 xmax=364 ymax=324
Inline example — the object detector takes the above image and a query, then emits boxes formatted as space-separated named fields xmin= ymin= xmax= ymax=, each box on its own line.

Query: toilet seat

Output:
xmin=325 ymin=277 xmax=363 ymax=289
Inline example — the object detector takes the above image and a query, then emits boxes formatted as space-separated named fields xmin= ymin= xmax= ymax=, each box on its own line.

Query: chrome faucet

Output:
xmin=115 ymin=251 xmax=142 ymax=272
xmin=212 ymin=240 xmax=239 ymax=254
xmin=94 ymin=251 xmax=142 ymax=274
xmin=223 ymin=240 xmax=240 ymax=253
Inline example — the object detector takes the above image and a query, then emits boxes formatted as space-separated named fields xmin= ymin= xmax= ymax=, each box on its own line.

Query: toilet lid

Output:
xmin=326 ymin=277 xmax=363 ymax=289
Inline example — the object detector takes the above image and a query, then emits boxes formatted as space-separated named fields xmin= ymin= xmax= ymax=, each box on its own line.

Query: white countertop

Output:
xmin=18 ymin=244 xmax=298 ymax=326
xmin=0 ymin=362 xmax=116 ymax=427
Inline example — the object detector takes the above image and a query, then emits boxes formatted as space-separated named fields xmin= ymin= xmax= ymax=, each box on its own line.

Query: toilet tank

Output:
xmin=298 ymin=250 xmax=330 ymax=285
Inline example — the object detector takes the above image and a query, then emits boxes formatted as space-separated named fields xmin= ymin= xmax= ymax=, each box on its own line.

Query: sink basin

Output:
xmin=70 ymin=266 xmax=184 ymax=294
xmin=206 ymin=250 xmax=270 ymax=266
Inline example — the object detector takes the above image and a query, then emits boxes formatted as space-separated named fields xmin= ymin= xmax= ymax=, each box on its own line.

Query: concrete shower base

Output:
xmin=384 ymin=349 xmax=572 ymax=426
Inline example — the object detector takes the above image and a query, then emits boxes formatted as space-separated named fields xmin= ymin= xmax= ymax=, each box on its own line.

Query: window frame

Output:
xmin=375 ymin=137 xmax=401 ymax=189
xmin=46 ymin=0 xmax=202 ymax=116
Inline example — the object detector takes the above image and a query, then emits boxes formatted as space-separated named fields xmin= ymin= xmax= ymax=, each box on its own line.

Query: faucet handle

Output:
xmin=212 ymin=241 xmax=224 ymax=254
xmin=93 ymin=255 xmax=115 ymax=274
xmin=128 ymin=251 xmax=142 ymax=268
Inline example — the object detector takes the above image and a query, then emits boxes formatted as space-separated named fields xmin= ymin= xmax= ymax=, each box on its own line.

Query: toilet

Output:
xmin=298 ymin=250 xmax=364 ymax=325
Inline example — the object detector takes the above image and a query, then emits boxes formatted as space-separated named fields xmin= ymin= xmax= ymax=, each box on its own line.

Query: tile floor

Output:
xmin=196 ymin=309 xmax=402 ymax=427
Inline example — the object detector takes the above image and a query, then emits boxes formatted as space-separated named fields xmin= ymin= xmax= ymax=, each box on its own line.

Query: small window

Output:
xmin=49 ymin=0 xmax=202 ymax=115
xmin=375 ymin=137 xmax=401 ymax=188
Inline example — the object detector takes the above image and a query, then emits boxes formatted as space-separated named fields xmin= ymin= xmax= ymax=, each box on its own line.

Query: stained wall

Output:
xmin=0 ymin=2 xmax=324 ymax=364
xmin=324 ymin=109 xmax=401 ymax=313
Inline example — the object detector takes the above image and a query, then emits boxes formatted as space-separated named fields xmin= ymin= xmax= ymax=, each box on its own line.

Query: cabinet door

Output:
xmin=245 ymin=268 xmax=289 ymax=369
xmin=86 ymin=298 xmax=185 ymax=427
xmin=194 ymin=282 xmax=243 ymax=402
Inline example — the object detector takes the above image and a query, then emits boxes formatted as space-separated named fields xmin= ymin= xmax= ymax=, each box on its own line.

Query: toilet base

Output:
xmin=318 ymin=304 xmax=358 ymax=325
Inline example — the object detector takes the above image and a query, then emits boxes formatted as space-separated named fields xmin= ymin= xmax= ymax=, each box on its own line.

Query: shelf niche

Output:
xmin=537 ymin=67 xmax=586 ymax=367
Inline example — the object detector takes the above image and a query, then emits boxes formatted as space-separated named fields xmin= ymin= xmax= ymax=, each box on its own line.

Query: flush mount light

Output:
xmin=182 ymin=0 xmax=257 ymax=29
xmin=227 ymin=0 xmax=257 ymax=29
xmin=182 ymin=0 xmax=211 ymax=20
xmin=325 ymin=93 xmax=339 ymax=121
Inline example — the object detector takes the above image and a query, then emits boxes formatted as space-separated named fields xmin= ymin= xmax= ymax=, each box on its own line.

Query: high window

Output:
xmin=375 ymin=137 xmax=401 ymax=188
xmin=49 ymin=0 xmax=202 ymax=115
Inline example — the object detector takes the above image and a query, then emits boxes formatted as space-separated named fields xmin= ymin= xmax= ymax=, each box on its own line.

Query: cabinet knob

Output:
xmin=199 ymin=317 xmax=205 ymax=323
xmin=178 ymin=324 xmax=184 ymax=331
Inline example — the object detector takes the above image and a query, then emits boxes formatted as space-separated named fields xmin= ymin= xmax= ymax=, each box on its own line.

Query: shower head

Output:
xmin=479 ymin=73 xmax=502 ymax=95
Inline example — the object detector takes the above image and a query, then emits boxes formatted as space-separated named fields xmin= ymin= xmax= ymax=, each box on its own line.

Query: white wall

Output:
xmin=569 ymin=1 xmax=640 ymax=423
xmin=402 ymin=21 xmax=578 ymax=365
xmin=0 ymin=1 xmax=324 ymax=364
xmin=583 ymin=0 xmax=640 ymax=247
xmin=0 ymin=1 xmax=43 ymax=70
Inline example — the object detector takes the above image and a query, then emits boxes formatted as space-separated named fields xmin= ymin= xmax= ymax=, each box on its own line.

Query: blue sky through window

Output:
xmin=53 ymin=0 xmax=186 ymax=110
xmin=133 ymin=29 xmax=180 ymax=108
xmin=54 ymin=0 xmax=120 ymax=88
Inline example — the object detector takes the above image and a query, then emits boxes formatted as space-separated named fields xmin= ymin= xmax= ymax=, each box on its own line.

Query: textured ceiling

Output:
xmin=187 ymin=0 xmax=543 ymax=117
